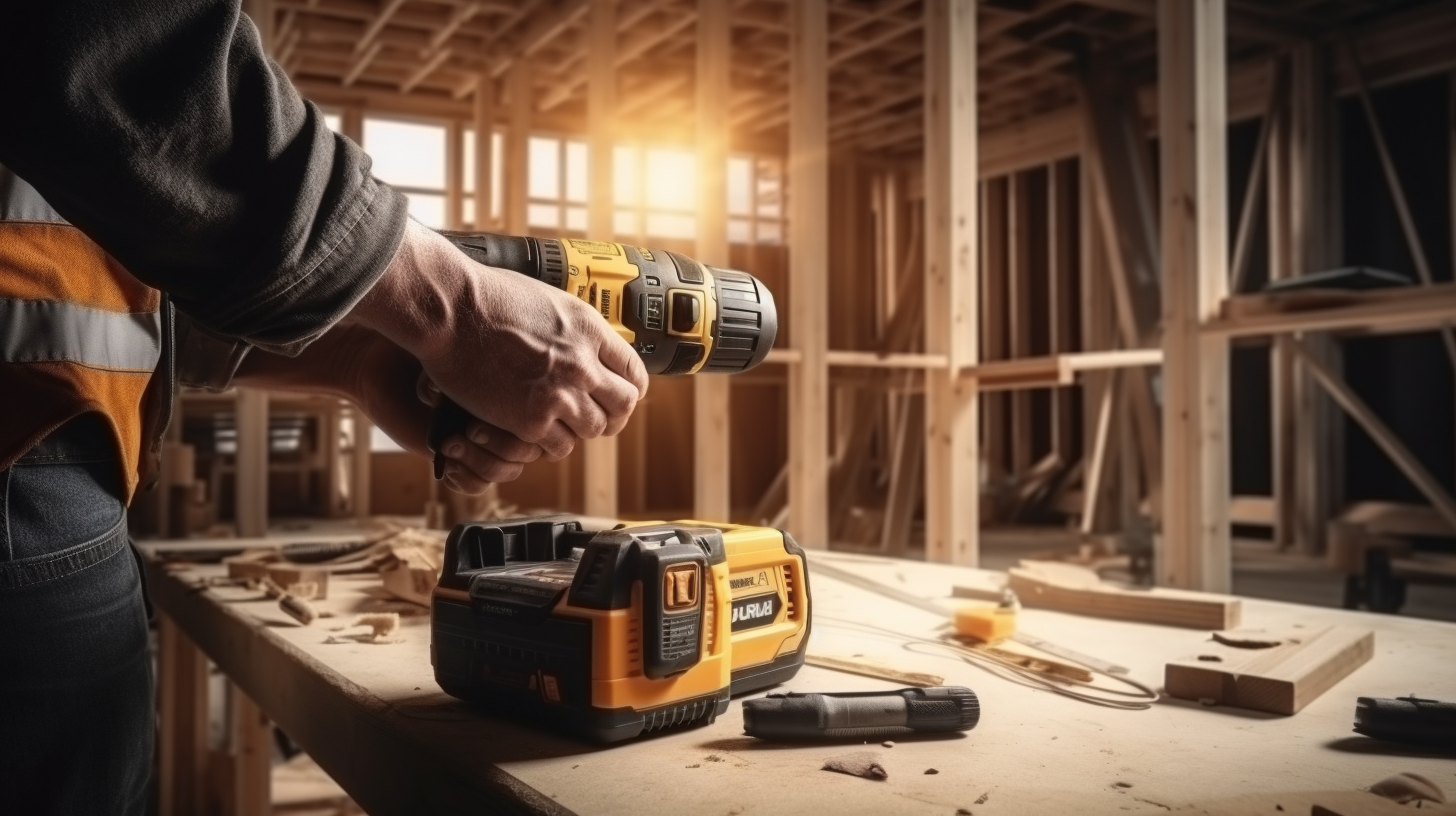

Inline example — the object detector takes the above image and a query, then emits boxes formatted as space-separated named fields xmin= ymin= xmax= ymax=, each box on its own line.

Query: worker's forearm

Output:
xmin=348 ymin=220 xmax=469 ymax=363
xmin=0 ymin=0 xmax=408 ymax=355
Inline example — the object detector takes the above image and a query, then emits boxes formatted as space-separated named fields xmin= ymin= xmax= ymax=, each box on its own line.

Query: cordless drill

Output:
xmin=427 ymin=232 xmax=779 ymax=474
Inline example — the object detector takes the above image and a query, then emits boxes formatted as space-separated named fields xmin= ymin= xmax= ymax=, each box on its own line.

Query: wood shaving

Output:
xmin=822 ymin=751 xmax=887 ymax=781
xmin=326 ymin=613 xmax=402 ymax=644
xmin=279 ymin=594 xmax=317 ymax=625
xmin=1368 ymin=771 xmax=1447 ymax=805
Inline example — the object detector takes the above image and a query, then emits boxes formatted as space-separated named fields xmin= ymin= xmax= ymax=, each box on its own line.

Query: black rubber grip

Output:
xmin=742 ymin=687 xmax=979 ymax=741
xmin=428 ymin=396 xmax=474 ymax=480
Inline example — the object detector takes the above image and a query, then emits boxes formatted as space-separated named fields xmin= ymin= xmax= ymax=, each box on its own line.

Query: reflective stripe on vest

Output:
xmin=0 ymin=164 xmax=161 ymax=500
xmin=0 ymin=298 xmax=161 ymax=371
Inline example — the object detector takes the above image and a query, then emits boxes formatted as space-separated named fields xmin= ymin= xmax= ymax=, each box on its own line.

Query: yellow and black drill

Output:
xmin=427 ymin=232 xmax=779 ymax=472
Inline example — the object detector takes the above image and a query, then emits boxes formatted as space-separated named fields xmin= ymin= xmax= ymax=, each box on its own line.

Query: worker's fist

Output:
xmin=352 ymin=220 xmax=649 ymax=462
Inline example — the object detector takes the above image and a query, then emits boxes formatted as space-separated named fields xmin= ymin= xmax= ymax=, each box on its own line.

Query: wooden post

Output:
xmin=505 ymin=61 xmax=532 ymax=236
xmin=227 ymin=683 xmax=271 ymax=816
xmin=1158 ymin=0 xmax=1231 ymax=591
xmin=583 ymin=0 xmax=618 ymax=519
xmin=352 ymin=408 xmax=372 ymax=519
xmin=234 ymin=389 xmax=268 ymax=537
xmin=1008 ymin=173 xmax=1033 ymax=476
xmin=445 ymin=119 xmax=464 ymax=230
xmin=694 ymin=0 xmax=732 ymax=521
xmin=981 ymin=178 xmax=1008 ymax=489
xmin=1267 ymin=53 xmax=1296 ymax=549
xmin=1289 ymin=41 xmax=1342 ymax=555
xmin=1080 ymin=156 xmax=1121 ymax=534
xmin=923 ymin=0 xmax=979 ymax=565
xmin=473 ymin=72 xmax=495 ymax=230
xmin=340 ymin=107 xmax=363 ymax=146
xmin=1049 ymin=161 xmax=1077 ymax=460
xmin=787 ymin=0 xmax=830 ymax=547
xmin=157 ymin=616 xmax=208 ymax=816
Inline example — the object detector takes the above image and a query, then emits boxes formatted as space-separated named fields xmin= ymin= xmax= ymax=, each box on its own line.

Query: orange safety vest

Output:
xmin=0 ymin=165 xmax=168 ymax=501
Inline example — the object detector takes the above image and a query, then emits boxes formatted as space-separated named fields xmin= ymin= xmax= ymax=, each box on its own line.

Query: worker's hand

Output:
xmin=350 ymin=219 xmax=649 ymax=461
xmin=233 ymin=325 xmax=532 ymax=494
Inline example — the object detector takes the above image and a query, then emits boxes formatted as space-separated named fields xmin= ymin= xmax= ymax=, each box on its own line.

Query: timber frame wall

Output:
xmin=223 ymin=0 xmax=1456 ymax=591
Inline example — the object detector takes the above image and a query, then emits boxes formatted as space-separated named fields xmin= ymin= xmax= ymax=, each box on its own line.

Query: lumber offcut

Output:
xmin=1004 ymin=561 xmax=1241 ymax=629
xmin=1165 ymin=626 xmax=1374 ymax=714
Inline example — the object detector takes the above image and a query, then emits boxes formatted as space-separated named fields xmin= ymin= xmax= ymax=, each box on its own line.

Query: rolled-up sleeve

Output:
xmin=0 ymin=0 xmax=408 ymax=355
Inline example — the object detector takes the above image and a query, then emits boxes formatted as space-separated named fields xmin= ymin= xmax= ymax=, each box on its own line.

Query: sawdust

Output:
xmin=974 ymin=792 xmax=989 ymax=805
xmin=821 ymin=751 xmax=887 ymax=781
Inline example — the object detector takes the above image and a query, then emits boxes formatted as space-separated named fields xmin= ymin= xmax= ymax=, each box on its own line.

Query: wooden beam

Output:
xmin=235 ymin=388 xmax=269 ymax=537
xmin=488 ymin=0 xmax=590 ymax=80
xmin=1289 ymin=338 xmax=1456 ymax=533
xmin=1229 ymin=57 xmax=1281 ymax=295
xmin=400 ymin=46 xmax=453 ymax=94
xmin=583 ymin=0 xmax=617 ymax=520
xmin=341 ymin=39 xmax=383 ymax=87
xmin=473 ymin=71 xmax=495 ymax=229
xmin=504 ymin=61 xmax=531 ymax=235
xmin=787 ymin=0 xmax=830 ymax=546
xmin=694 ymin=0 xmax=731 ymax=522
xmin=1008 ymin=173 xmax=1033 ymax=476
xmin=922 ymin=0 xmax=979 ymax=565
xmin=355 ymin=0 xmax=407 ymax=53
xmin=1159 ymin=0 xmax=1231 ymax=591
xmin=1208 ymin=283 xmax=1456 ymax=337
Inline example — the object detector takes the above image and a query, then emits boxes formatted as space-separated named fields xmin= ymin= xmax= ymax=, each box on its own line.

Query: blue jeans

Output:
xmin=0 ymin=416 xmax=153 ymax=816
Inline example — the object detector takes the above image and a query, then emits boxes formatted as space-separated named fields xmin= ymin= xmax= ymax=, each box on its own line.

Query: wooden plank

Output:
xmin=961 ymin=349 xmax=1163 ymax=390
xmin=1158 ymin=0 xmax=1231 ymax=592
xmin=1289 ymin=338 xmax=1456 ymax=533
xmin=235 ymin=388 xmax=269 ymax=537
xmin=1005 ymin=560 xmax=1241 ymax=630
xmin=582 ymin=0 xmax=617 ymax=520
xmin=787 ymin=0 xmax=830 ymax=547
xmin=694 ymin=0 xmax=731 ymax=522
xmin=1210 ymin=282 xmax=1456 ymax=336
xmin=922 ymin=0 xmax=979 ymax=565
xmin=157 ymin=615 xmax=209 ymax=816
xmin=804 ymin=654 xmax=943 ymax=688
xmin=1165 ymin=626 xmax=1374 ymax=715
xmin=504 ymin=60 xmax=531 ymax=236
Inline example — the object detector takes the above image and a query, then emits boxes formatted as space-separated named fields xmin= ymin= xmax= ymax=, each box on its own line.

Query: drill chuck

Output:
xmin=742 ymin=686 xmax=980 ymax=741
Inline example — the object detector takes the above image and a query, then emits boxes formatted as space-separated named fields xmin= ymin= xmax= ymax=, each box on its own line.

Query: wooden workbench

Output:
xmin=141 ymin=540 xmax=1456 ymax=816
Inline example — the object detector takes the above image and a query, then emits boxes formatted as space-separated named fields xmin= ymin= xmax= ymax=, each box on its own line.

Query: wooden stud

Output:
xmin=1048 ymin=161 xmax=1077 ymax=460
xmin=473 ymin=71 xmax=495 ymax=230
xmin=1159 ymin=0 xmax=1231 ymax=592
xmin=227 ymin=683 xmax=271 ymax=816
xmin=157 ymin=615 xmax=209 ymax=816
xmin=694 ymin=0 xmax=732 ymax=522
xmin=787 ymin=0 xmax=830 ymax=547
xmin=445 ymin=118 xmax=464 ymax=230
xmin=1008 ymin=173 xmax=1033 ymax=476
xmin=922 ymin=0 xmax=979 ymax=565
xmin=582 ymin=0 xmax=618 ymax=520
xmin=505 ymin=61 xmax=531 ymax=236
xmin=351 ymin=408 xmax=372 ymax=519
xmin=981 ymin=179 xmax=1008 ymax=484
xmin=1267 ymin=53 xmax=1297 ymax=550
xmin=235 ymin=388 xmax=269 ymax=538
xmin=1229 ymin=58 xmax=1282 ymax=295
xmin=1080 ymin=156 xmax=1122 ymax=534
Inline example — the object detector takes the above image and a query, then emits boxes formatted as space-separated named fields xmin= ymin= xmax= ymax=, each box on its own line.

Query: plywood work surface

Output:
xmin=141 ymin=543 xmax=1456 ymax=816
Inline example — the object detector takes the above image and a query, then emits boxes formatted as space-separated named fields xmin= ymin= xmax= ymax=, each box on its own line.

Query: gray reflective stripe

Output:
xmin=0 ymin=164 xmax=66 ymax=223
xmin=0 ymin=298 xmax=161 ymax=372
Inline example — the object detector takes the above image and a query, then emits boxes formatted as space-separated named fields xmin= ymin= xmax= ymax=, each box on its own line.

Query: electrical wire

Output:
xmin=817 ymin=614 xmax=1160 ymax=710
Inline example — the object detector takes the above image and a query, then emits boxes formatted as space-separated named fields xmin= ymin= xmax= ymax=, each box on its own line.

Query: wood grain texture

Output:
xmin=1005 ymin=560 xmax=1241 ymax=629
xmin=1165 ymin=626 xmax=1374 ymax=715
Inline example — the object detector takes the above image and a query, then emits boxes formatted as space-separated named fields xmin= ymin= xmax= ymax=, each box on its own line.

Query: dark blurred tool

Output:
xmin=1353 ymin=695 xmax=1456 ymax=748
xmin=742 ymin=686 xmax=979 ymax=741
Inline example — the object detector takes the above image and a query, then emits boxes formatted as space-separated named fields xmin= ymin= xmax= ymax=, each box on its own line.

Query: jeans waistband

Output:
xmin=14 ymin=414 xmax=116 ymax=466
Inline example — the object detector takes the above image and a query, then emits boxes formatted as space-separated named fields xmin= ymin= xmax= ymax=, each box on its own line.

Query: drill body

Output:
xmin=440 ymin=232 xmax=777 ymax=375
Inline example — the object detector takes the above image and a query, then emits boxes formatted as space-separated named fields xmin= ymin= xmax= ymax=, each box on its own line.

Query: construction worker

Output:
xmin=0 ymin=2 xmax=648 ymax=813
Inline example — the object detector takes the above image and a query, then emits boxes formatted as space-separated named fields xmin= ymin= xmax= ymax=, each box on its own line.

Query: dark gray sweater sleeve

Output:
xmin=0 ymin=0 xmax=409 ymax=355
